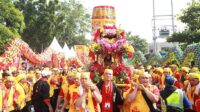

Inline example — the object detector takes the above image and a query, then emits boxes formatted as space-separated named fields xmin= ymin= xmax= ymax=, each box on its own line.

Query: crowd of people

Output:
xmin=0 ymin=63 xmax=199 ymax=112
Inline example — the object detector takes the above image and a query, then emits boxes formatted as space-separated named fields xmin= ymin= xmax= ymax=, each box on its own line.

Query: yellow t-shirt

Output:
xmin=129 ymin=90 xmax=150 ymax=112
xmin=15 ymin=83 xmax=26 ymax=109
xmin=124 ymin=85 xmax=159 ymax=112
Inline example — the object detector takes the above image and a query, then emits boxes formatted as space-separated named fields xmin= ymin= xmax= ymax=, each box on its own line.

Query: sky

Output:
xmin=79 ymin=0 xmax=191 ymax=43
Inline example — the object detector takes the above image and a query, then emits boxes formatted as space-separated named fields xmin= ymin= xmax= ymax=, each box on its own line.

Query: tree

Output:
xmin=14 ymin=0 xmax=90 ymax=52
xmin=126 ymin=31 xmax=148 ymax=53
xmin=167 ymin=1 xmax=200 ymax=44
xmin=0 ymin=0 xmax=25 ymax=52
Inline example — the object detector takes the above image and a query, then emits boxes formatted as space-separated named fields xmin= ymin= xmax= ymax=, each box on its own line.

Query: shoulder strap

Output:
xmin=141 ymin=90 xmax=158 ymax=112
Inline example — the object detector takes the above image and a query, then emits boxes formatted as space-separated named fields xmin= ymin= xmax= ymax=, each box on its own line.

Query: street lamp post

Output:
xmin=171 ymin=0 xmax=175 ymax=33
xmin=152 ymin=0 xmax=157 ymax=54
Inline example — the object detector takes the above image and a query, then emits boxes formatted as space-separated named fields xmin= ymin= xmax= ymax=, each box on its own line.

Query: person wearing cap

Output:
xmin=124 ymin=72 xmax=159 ymax=112
xmin=185 ymin=73 xmax=200 ymax=111
xmin=32 ymin=70 xmax=53 ymax=112
xmin=160 ymin=68 xmax=172 ymax=89
xmin=8 ymin=73 xmax=27 ymax=112
xmin=61 ymin=71 xmax=82 ymax=112
xmin=160 ymin=75 xmax=192 ymax=112
xmin=152 ymin=67 xmax=163 ymax=89
xmin=16 ymin=74 xmax=31 ymax=112
xmin=169 ymin=64 xmax=181 ymax=87
xmin=4 ymin=76 xmax=20 ymax=111
xmin=75 ymin=72 xmax=102 ymax=112
xmin=96 ymin=69 xmax=123 ymax=112
xmin=0 ymin=74 xmax=8 ymax=111
xmin=56 ymin=71 xmax=75 ymax=112
xmin=179 ymin=67 xmax=190 ymax=89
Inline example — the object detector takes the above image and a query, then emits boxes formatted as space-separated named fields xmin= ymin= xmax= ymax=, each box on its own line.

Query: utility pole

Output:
xmin=171 ymin=0 xmax=175 ymax=33
xmin=152 ymin=0 xmax=157 ymax=54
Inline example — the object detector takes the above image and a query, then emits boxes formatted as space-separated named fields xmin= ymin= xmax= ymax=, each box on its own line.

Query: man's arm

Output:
xmin=43 ymin=99 xmax=53 ymax=112
xmin=91 ymin=86 xmax=102 ymax=103
xmin=126 ymin=85 xmax=138 ymax=102
xmin=141 ymin=84 xmax=159 ymax=103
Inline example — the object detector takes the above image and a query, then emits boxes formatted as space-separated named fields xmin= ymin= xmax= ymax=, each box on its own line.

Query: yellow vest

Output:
xmin=161 ymin=89 xmax=184 ymax=111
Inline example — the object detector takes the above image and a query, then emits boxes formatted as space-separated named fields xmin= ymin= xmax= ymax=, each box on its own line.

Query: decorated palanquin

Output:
xmin=88 ymin=6 xmax=134 ymax=84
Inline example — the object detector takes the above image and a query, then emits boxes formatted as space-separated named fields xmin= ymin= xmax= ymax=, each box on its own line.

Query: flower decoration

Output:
xmin=88 ymin=42 xmax=102 ymax=54
xmin=97 ymin=38 xmax=127 ymax=53
xmin=112 ymin=63 xmax=132 ymax=83
xmin=93 ymin=24 xmax=126 ymax=41
xmin=88 ymin=61 xmax=104 ymax=83
xmin=122 ymin=43 xmax=134 ymax=55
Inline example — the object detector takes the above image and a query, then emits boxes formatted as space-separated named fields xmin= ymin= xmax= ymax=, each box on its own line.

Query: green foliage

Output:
xmin=167 ymin=1 xmax=200 ymax=44
xmin=0 ymin=0 xmax=25 ymax=51
xmin=126 ymin=31 xmax=148 ymax=53
xmin=14 ymin=0 xmax=90 ymax=52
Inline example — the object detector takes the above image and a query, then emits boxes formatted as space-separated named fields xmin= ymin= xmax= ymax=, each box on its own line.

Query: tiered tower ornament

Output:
xmin=88 ymin=6 xmax=134 ymax=83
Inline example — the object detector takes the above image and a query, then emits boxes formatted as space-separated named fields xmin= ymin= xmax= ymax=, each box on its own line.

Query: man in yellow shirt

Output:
xmin=4 ymin=76 xmax=20 ymax=112
xmin=55 ymin=71 xmax=74 ymax=112
xmin=16 ymin=73 xmax=31 ymax=112
xmin=185 ymin=73 xmax=200 ymax=111
xmin=75 ymin=72 xmax=102 ymax=112
xmin=61 ymin=71 xmax=82 ymax=112
xmin=124 ymin=72 xmax=159 ymax=112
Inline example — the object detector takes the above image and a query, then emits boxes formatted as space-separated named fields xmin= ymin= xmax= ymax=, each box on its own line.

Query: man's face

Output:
xmin=74 ymin=77 xmax=80 ymax=86
xmin=5 ymin=80 xmax=14 ymax=88
xmin=139 ymin=76 xmax=149 ymax=85
xmin=103 ymin=72 xmax=113 ymax=81
xmin=67 ymin=76 xmax=74 ymax=84
xmin=170 ymin=66 xmax=176 ymax=72
xmin=180 ymin=70 xmax=187 ymax=76
xmin=81 ymin=77 xmax=90 ymax=88
xmin=189 ymin=78 xmax=199 ymax=86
